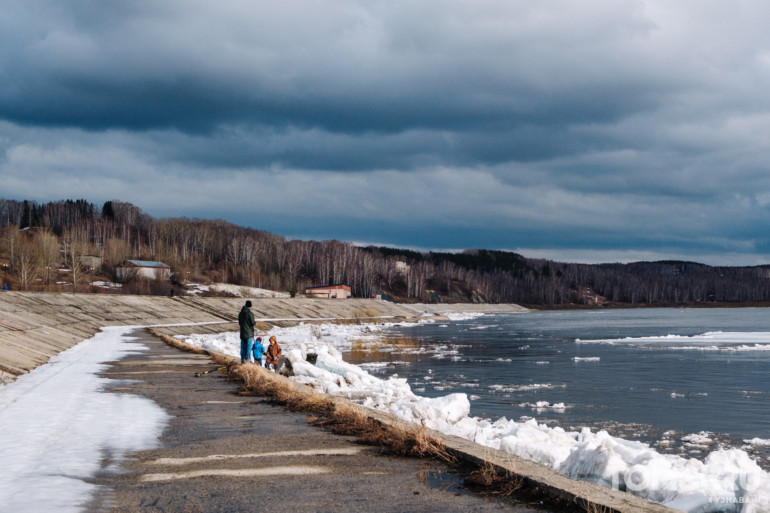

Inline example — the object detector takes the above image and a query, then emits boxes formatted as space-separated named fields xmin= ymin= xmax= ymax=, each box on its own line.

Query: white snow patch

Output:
xmin=91 ymin=280 xmax=122 ymax=288
xmin=186 ymin=282 xmax=290 ymax=298
xmin=0 ymin=327 xmax=169 ymax=512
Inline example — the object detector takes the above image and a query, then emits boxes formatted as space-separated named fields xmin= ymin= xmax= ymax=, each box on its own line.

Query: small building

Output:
xmin=79 ymin=255 xmax=103 ymax=271
xmin=304 ymin=283 xmax=352 ymax=299
xmin=394 ymin=260 xmax=410 ymax=275
xmin=115 ymin=260 xmax=171 ymax=281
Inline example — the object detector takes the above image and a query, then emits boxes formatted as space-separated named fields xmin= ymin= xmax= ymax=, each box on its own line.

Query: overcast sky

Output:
xmin=2 ymin=1 xmax=770 ymax=265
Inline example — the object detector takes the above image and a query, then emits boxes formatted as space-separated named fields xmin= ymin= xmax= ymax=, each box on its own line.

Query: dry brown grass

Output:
xmin=464 ymin=461 xmax=608 ymax=512
xmin=347 ymin=335 xmax=422 ymax=363
xmin=573 ymin=498 xmax=614 ymax=513
xmin=351 ymin=335 xmax=420 ymax=352
xmin=464 ymin=461 xmax=524 ymax=497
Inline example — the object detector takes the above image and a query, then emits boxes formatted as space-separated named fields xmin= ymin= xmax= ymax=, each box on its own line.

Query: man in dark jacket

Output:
xmin=238 ymin=300 xmax=256 ymax=363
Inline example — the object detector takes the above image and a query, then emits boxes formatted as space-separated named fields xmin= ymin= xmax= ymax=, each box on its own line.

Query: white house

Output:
xmin=115 ymin=260 xmax=171 ymax=281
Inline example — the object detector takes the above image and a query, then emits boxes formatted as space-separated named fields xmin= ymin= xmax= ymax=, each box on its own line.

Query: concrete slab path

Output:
xmin=89 ymin=329 xmax=544 ymax=513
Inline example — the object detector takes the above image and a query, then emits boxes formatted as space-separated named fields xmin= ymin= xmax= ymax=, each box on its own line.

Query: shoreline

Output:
xmin=177 ymin=311 xmax=770 ymax=512
xmin=4 ymin=288 xmax=770 ymax=386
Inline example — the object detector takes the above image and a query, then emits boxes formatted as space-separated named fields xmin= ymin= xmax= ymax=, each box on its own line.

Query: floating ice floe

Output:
xmin=519 ymin=401 xmax=567 ymax=411
xmin=744 ymin=438 xmax=770 ymax=448
xmin=577 ymin=331 xmax=770 ymax=353
xmin=682 ymin=432 xmax=714 ymax=449
xmin=490 ymin=383 xmax=566 ymax=393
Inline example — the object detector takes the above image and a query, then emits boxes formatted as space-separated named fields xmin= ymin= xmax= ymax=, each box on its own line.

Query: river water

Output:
xmin=346 ymin=307 xmax=770 ymax=466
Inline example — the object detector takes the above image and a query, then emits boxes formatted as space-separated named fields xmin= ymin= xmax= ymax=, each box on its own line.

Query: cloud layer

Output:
xmin=3 ymin=1 xmax=770 ymax=264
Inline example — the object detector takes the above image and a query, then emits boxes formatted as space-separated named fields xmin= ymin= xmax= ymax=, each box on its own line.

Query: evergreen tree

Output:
xmin=102 ymin=201 xmax=115 ymax=220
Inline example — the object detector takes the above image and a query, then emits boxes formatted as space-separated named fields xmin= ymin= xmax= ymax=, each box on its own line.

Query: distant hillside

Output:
xmin=2 ymin=198 xmax=770 ymax=306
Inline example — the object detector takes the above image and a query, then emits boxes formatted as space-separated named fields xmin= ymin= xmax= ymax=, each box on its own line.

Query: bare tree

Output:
xmin=62 ymin=226 xmax=93 ymax=290
xmin=37 ymin=229 xmax=61 ymax=284
xmin=102 ymin=237 xmax=132 ymax=268
xmin=0 ymin=226 xmax=17 ymax=264
xmin=15 ymin=234 xmax=42 ymax=290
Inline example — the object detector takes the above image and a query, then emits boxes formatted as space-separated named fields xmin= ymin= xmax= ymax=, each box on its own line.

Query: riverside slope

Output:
xmin=0 ymin=291 xmax=527 ymax=385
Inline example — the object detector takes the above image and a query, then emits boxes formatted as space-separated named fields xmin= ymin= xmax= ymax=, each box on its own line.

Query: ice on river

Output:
xmin=180 ymin=321 xmax=770 ymax=513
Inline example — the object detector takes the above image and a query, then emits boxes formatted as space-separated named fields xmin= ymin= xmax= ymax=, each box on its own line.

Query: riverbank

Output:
xmin=0 ymin=291 xmax=527 ymax=384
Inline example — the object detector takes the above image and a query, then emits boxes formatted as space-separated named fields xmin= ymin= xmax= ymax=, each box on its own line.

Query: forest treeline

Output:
xmin=2 ymin=198 xmax=770 ymax=306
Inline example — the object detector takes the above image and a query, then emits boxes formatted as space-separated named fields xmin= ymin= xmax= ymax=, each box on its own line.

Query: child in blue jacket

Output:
xmin=252 ymin=336 xmax=266 ymax=367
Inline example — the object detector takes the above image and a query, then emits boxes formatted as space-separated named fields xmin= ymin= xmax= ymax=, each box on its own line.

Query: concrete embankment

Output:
xmin=0 ymin=291 xmax=527 ymax=384
xmin=401 ymin=303 xmax=530 ymax=315
xmin=0 ymin=292 xmax=426 ymax=384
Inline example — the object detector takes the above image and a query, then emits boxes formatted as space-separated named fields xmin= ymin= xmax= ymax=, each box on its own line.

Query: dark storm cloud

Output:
xmin=3 ymin=1 xmax=770 ymax=265
xmin=153 ymin=122 xmax=614 ymax=172
xmin=1 ymin=0 xmax=660 ymax=140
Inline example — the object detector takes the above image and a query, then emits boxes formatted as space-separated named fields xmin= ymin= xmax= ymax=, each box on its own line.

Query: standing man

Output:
xmin=238 ymin=300 xmax=256 ymax=363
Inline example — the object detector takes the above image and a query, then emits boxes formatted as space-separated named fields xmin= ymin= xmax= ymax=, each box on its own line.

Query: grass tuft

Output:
xmin=573 ymin=498 xmax=614 ymax=513
xmin=464 ymin=461 xmax=523 ymax=497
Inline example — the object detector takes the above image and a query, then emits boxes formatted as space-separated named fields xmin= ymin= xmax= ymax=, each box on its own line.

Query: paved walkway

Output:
xmin=89 ymin=329 xmax=545 ymax=513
